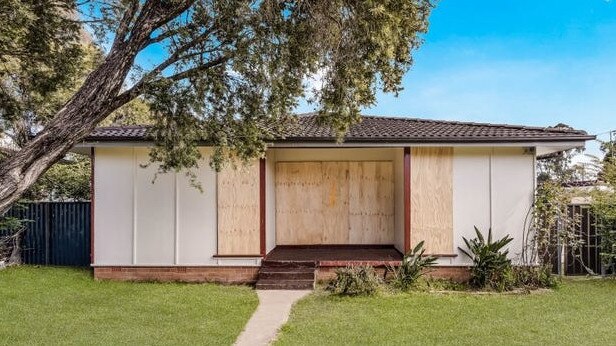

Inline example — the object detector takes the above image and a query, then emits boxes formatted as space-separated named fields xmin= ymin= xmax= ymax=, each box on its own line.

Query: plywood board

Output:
xmin=276 ymin=161 xmax=394 ymax=245
xmin=349 ymin=162 xmax=395 ymax=244
xmin=321 ymin=162 xmax=350 ymax=244
xmin=276 ymin=162 xmax=324 ymax=244
xmin=217 ymin=161 xmax=260 ymax=255
xmin=411 ymin=147 xmax=453 ymax=254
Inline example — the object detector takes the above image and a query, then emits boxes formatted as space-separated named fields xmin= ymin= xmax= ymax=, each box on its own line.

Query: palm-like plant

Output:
xmin=389 ymin=241 xmax=437 ymax=290
xmin=459 ymin=227 xmax=514 ymax=290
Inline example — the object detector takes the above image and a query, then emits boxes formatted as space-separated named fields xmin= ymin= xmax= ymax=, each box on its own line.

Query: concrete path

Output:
xmin=235 ymin=290 xmax=310 ymax=346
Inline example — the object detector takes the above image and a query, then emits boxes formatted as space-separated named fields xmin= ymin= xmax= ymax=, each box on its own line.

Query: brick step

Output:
xmin=258 ymin=266 xmax=315 ymax=273
xmin=255 ymin=279 xmax=315 ymax=290
xmin=258 ymin=271 xmax=315 ymax=281
xmin=261 ymin=260 xmax=316 ymax=268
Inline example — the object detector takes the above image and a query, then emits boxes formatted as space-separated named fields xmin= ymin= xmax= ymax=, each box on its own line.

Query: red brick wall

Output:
xmin=316 ymin=266 xmax=470 ymax=283
xmin=94 ymin=265 xmax=469 ymax=284
xmin=93 ymin=266 xmax=259 ymax=284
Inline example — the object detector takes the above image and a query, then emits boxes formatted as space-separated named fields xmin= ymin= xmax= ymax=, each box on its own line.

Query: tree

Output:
xmin=24 ymin=154 xmax=91 ymax=201
xmin=1 ymin=1 xmax=99 ymax=146
xmin=0 ymin=0 xmax=434 ymax=213
xmin=100 ymin=97 xmax=153 ymax=126
xmin=525 ymin=148 xmax=585 ymax=272
xmin=590 ymin=141 xmax=616 ymax=274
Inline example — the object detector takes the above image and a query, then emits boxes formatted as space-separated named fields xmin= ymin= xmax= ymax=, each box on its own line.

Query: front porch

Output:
xmin=256 ymin=245 xmax=404 ymax=289
xmin=265 ymin=245 xmax=403 ymax=267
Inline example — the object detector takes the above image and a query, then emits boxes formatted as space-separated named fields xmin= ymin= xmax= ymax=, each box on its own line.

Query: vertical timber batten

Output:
xmin=260 ymin=158 xmax=266 ymax=257
xmin=404 ymin=147 xmax=411 ymax=253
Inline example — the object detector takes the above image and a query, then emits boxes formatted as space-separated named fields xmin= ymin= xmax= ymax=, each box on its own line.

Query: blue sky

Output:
xmin=297 ymin=0 xmax=616 ymax=156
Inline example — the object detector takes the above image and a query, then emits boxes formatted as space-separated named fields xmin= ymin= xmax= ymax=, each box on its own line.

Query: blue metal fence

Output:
xmin=2 ymin=202 xmax=91 ymax=266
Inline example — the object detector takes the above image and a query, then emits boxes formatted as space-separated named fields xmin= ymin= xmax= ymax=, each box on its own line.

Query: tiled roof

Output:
xmin=85 ymin=114 xmax=594 ymax=143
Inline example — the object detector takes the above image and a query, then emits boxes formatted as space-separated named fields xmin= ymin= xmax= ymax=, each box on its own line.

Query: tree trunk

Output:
xmin=0 ymin=0 xmax=193 ymax=213
xmin=0 ymin=53 xmax=133 ymax=213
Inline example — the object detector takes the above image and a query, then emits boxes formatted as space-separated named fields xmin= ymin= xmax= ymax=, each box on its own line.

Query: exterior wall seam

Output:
xmin=174 ymin=172 xmax=179 ymax=265
xmin=132 ymin=147 xmax=137 ymax=265
xmin=489 ymin=147 xmax=494 ymax=230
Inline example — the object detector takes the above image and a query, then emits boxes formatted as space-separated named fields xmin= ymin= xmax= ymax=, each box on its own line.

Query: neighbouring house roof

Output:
xmin=84 ymin=114 xmax=595 ymax=144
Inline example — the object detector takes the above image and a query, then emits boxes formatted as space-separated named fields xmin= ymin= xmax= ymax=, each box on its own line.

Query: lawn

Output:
xmin=0 ymin=266 xmax=258 ymax=345
xmin=275 ymin=279 xmax=616 ymax=345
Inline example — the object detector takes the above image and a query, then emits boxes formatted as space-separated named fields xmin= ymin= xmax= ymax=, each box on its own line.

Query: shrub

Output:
xmin=389 ymin=241 xmax=437 ymax=290
xmin=327 ymin=266 xmax=381 ymax=296
xmin=459 ymin=227 xmax=514 ymax=291
xmin=511 ymin=265 xmax=559 ymax=289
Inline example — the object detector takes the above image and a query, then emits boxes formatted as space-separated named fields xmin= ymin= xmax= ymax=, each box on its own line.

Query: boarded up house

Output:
xmin=76 ymin=114 xmax=594 ymax=288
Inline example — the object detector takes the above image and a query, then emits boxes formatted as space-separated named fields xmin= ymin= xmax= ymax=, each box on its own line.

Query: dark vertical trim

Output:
xmin=404 ymin=147 xmax=411 ymax=253
xmin=259 ymin=158 xmax=266 ymax=257
xmin=90 ymin=147 xmax=95 ymax=265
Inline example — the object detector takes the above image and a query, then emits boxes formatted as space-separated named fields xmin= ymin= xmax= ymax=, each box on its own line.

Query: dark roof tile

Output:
xmin=86 ymin=114 xmax=594 ymax=143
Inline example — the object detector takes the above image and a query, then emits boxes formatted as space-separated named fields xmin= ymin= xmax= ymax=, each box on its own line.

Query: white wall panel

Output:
xmin=134 ymin=148 xmax=175 ymax=264
xmin=94 ymin=147 xmax=134 ymax=264
xmin=448 ymin=147 xmax=534 ymax=265
xmin=177 ymin=148 xmax=218 ymax=265
xmin=492 ymin=148 xmax=535 ymax=262
xmin=451 ymin=148 xmax=491 ymax=265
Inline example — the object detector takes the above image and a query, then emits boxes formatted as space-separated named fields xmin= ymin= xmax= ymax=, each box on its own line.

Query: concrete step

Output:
xmin=258 ymin=271 xmax=315 ymax=281
xmin=255 ymin=279 xmax=315 ymax=290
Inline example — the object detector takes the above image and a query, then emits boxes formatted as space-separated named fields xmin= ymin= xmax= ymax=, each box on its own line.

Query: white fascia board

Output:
xmin=267 ymin=141 xmax=588 ymax=150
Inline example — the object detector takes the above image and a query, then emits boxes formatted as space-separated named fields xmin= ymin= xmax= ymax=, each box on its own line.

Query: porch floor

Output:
xmin=265 ymin=245 xmax=403 ymax=267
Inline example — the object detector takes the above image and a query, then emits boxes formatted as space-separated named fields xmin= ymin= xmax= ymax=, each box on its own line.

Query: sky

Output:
xmin=296 ymin=0 xmax=616 ymax=157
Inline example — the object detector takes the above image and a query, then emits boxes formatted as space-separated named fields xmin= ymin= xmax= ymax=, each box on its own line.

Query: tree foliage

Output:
xmin=524 ymin=149 xmax=585 ymax=271
xmin=590 ymin=142 xmax=616 ymax=274
xmin=23 ymin=154 xmax=90 ymax=201
xmin=0 ymin=0 xmax=93 ymax=145
xmin=0 ymin=0 xmax=435 ymax=213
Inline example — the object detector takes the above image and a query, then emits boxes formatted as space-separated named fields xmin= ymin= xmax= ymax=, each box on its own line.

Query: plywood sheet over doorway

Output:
xmin=410 ymin=147 xmax=453 ymax=254
xmin=217 ymin=162 xmax=260 ymax=255
xmin=276 ymin=161 xmax=394 ymax=245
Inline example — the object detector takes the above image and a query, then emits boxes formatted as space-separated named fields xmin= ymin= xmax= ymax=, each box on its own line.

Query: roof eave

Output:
xmin=78 ymin=135 xmax=594 ymax=148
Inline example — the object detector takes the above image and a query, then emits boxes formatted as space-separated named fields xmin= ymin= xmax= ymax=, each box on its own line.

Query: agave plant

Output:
xmin=459 ymin=227 xmax=514 ymax=290
xmin=389 ymin=241 xmax=437 ymax=290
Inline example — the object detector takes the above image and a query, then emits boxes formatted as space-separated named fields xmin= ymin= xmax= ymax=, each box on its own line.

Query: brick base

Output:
xmin=316 ymin=266 xmax=470 ymax=283
xmin=94 ymin=265 xmax=469 ymax=285
xmin=93 ymin=266 xmax=259 ymax=284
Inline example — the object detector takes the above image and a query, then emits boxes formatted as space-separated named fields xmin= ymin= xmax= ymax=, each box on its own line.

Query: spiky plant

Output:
xmin=459 ymin=227 xmax=514 ymax=291
xmin=389 ymin=241 xmax=437 ymax=290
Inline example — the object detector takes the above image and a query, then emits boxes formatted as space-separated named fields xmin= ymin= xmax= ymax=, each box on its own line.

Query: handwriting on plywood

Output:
xmin=411 ymin=147 xmax=453 ymax=254
xmin=276 ymin=161 xmax=394 ymax=245
xmin=217 ymin=162 xmax=260 ymax=255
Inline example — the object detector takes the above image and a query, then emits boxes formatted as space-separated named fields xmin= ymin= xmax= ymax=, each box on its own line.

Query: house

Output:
xmin=76 ymin=114 xmax=594 ymax=287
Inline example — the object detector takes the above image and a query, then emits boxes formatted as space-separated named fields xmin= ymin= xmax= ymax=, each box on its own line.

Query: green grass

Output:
xmin=0 ymin=266 xmax=258 ymax=345
xmin=275 ymin=279 xmax=616 ymax=345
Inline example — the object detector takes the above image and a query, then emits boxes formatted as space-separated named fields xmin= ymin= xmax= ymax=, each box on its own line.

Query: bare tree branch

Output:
xmin=165 ymin=55 xmax=229 ymax=82
xmin=112 ymin=54 xmax=229 ymax=110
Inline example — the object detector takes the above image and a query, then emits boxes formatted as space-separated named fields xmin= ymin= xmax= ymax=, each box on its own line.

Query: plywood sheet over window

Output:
xmin=217 ymin=162 xmax=260 ymax=255
xmin=411 ymin=147 xmax=453 ymax=254
xmin=276 ymin=161 xmax=394 ymax=245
